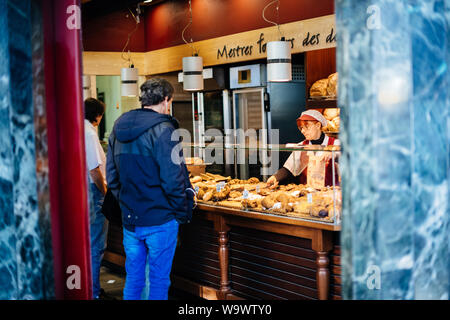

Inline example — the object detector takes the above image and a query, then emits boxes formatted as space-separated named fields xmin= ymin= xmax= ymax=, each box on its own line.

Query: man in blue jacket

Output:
xmin=106 ymin=78 xmax=194 ymax=300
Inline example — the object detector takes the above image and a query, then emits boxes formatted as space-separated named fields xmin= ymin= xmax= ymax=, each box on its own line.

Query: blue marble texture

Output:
xmin=0 ymin=0 xmax=53 ymax=300
xmin=337 ymin=0 xmax=449 ymax=299
xmin=31 ymin=0 xmax=54 ymax=299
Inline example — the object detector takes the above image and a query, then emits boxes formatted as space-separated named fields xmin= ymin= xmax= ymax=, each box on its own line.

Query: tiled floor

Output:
xmin=99 ymin=266 xmax=125 ymax=300
xmin=99 ymin=265 xmax=203 ymax=300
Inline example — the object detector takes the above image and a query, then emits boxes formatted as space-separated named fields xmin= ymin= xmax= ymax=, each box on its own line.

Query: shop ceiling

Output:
xmin=81 ymin=0 xmax=166 ymax=18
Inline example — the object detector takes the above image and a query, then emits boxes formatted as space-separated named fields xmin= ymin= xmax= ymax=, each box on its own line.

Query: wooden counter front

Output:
xmin=103 ymin=204 xmax=341 ymax=300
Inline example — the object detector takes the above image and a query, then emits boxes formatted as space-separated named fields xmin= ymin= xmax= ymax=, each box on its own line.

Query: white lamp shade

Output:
xmin=182 ymin=56 xmax=203 ymax=91
xmin=267 ymin=41 xmax=292 ymax=82
xmin=121 ymin=67 xmax=139 ymax=97
xmin=82 ymin=75 xmax=91 ymax=100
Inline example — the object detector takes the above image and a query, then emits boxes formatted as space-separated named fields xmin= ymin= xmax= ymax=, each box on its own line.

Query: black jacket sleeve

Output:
xmin=274 ymin=167 xmax=295 ymax=185
xmin=106 ymin=131 xmax=121 ymax=200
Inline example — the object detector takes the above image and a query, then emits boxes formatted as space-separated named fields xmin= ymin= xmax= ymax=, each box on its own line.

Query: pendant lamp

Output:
xmin=182 ymin=55 xmax=203 ymax=91
xmin=263 ymin=0 xmax=292 ymax=82
xmin=181 ymin=0 xmax=203 ymax=91
xmin=121 ymin=66 xmax=139 ymax=97
xmin=267 ymin=39 xmax=292 ymax=82
xmin=82 ymin=75 xmax=91 ymax=100
xmin=120 ymin=5 xmax=141 ymax=97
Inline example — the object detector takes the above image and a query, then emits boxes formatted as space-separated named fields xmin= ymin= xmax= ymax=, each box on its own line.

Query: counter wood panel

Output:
xmin=103 ymin=204 xmax=341 ymax=300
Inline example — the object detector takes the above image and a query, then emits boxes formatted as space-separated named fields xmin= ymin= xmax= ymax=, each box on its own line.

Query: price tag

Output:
xmin=256 ymin=185 xmax=260 ymax=193
xmin=307 ymin=193 xmax=313 ymax=203
xmin=243 ymin=190 xmax=249 ymax=199
xmin=216 ymin=184 xmax=221 ymax=192
xmin=194 ymin=186 xmax=199 ymax=194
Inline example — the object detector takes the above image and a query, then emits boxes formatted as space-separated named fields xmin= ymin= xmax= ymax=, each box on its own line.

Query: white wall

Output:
xmin=96 ymin=75 xmax=147 ymax=140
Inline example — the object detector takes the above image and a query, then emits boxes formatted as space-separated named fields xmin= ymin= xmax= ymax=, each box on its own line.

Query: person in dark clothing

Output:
xmin=106 ymin=78 xmax=194 ymax=300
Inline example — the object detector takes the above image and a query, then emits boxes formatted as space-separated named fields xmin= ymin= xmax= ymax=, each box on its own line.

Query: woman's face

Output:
xmin=299 ymin=121 xmax=322 ymax=140
xmin=93 ymin=114 xmax=103 ymax=127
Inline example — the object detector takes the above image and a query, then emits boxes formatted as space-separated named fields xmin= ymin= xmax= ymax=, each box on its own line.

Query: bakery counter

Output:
xmin=103 ymin=203 xmax=342 ymax=300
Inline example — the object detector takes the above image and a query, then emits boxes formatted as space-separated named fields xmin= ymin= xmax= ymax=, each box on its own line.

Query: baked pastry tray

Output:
xmin=196 ymin=200 xmax=336 ymax=224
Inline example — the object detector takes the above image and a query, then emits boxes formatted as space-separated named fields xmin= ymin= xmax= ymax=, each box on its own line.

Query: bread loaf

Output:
xmin=332 ymin=117 xmax=340 ymax=129
xmin=190 ymin=176 xmax=202 ymax=183
xmin=326 ymin=72 xmax=338 ymax=97
xmin=323 ymin=108 xmax=340 ymax=121
xmin=293 ymin=201 xmax=310 ymax=214
xmin=309 ymin=79 xmax=329 ymax=97
xmin=203 ymin=191 xmax=214 ymax=202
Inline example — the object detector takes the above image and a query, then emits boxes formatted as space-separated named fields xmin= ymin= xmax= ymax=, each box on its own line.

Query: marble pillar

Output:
xmin=0 ymin=0 xmax=54 ymax=299
xmin=31 ymin=0 xmax=54 ymax=299
xmin=336 ymin=0 xmax=449 ymax=299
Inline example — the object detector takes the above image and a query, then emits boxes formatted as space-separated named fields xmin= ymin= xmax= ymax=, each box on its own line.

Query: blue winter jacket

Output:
xmin=106 ymin=108 xmax=193 ymax=231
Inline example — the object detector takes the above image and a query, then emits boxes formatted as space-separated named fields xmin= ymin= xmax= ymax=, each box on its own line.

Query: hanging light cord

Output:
xmin=262 ymin=0 xmax=283 ymax=40
xmin=121 ymin=6 xmax=140 ymax=67
xmin=181 ymin=0 xmax=198 ymax=55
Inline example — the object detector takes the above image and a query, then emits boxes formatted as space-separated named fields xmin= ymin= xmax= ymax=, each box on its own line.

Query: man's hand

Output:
xmin=266 ymin=175 xmax=279 ymax=189
xmin=90 ymin=167 xmax=107 ymax=196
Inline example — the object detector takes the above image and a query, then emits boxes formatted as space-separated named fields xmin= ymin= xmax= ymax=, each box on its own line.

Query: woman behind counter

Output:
xmin=267 ymin=109 xmax=340 ymax=189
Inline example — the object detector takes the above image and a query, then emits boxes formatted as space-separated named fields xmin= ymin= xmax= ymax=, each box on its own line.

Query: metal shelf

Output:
xmin=305 ymin=98 xmax=338 ymax=109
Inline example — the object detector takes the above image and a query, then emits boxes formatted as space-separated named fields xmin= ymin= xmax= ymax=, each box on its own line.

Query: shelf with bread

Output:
xmin=189 ymin=173 xmax=341 ymax=225
xmin=321 ymin=107 xmax=340 ymax=137
xmin=306 ymin=72 xmax=338 ymax=109
xmin=183 ymin=143 xmax=341 ymax=152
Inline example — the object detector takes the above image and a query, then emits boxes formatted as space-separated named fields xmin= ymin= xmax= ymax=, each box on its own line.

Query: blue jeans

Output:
xmin=122 ymin=219 xmax=179 ymax=300
xmin=89 ymin=183 xmax=108 ymax=299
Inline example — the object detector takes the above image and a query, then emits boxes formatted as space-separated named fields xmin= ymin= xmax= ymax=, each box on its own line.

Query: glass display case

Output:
xmin=183 ymin=141 xmax=342 ymax=225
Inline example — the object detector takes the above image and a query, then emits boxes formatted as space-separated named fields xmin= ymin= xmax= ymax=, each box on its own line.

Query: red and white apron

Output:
xmin=283 ymin=136 xmax=340 ymax=187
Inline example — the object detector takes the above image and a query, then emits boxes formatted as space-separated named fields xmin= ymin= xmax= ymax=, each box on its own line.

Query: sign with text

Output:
xmin=83 ymin=15 xmax=336 ymax=76
xmin=215 ymin=15 xmax=336 ymax=62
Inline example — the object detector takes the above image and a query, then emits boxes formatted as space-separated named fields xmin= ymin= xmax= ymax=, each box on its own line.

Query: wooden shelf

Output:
xmin=306 ymin=98 xmax=338 ymax=109
xmin=323 ymin=131 xmax=339 ymax=138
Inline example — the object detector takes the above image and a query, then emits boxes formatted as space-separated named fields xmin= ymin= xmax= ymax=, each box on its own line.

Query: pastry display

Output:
xmin=191 ymin=173 xmax=341 ymax=222
xmin=213 ymin=186 xmax=230 ymax=201
xmin=246 ymin=177 xmax=260 ymax=184
xmin=309 ymin=79 xmax=329 ymax=97
xmin=321 ymin=108 xmax=340 ymax=133
xmin=326 ymin=72 xmax=338 ymax=97
xmin=242 ymin=199 xmax=259 ymax=209
xmin=228 ymin=191 xmax=242 ymax=199
xmin=190 ymin=176 xmax=202 ymax=183
xmin=324 ymin=145 xmax=340 ymax=151
xmin=199 ymin=172 xmax=230 ymax=182
xmin=309 ymin=72 xmax=338 ymax=98
xmin=186 ymin=157 xmax=207 ymax=176
xmin=323 ymin=108 xmax=339 ymax=120
xmin=293 ymin=201 xmax=311 ymax=214
xmin=332 ymin=117 xmax=340 ymax=128
xmin=196 ymin=188 xmax=205 ymax=199
xmin=185 ymin=157 xmax=204 ymax=165
xmin=216 ymin=200 xmax=244 ymax=209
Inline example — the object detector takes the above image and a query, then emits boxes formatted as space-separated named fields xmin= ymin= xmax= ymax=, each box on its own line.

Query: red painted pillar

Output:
xmin=42 ymin=0 xmax=92 ymax=300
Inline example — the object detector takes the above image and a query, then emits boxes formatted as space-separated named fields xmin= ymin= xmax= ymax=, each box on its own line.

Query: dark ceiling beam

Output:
xmin=81 ymin=0 xmax=145 ymax=20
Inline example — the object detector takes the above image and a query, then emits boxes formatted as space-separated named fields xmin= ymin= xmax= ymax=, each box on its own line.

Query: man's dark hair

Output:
xmin=139 ymin=78 xmax=174 ymax=107
xmin=84 ymin=98 xmax=105 ymax=123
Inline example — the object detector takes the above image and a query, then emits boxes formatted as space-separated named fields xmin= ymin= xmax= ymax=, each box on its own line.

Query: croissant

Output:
xmin=261 ymin=196 xmax=275 ymax=209
xmin=203 ymin=191 xmax=214 ymax=202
